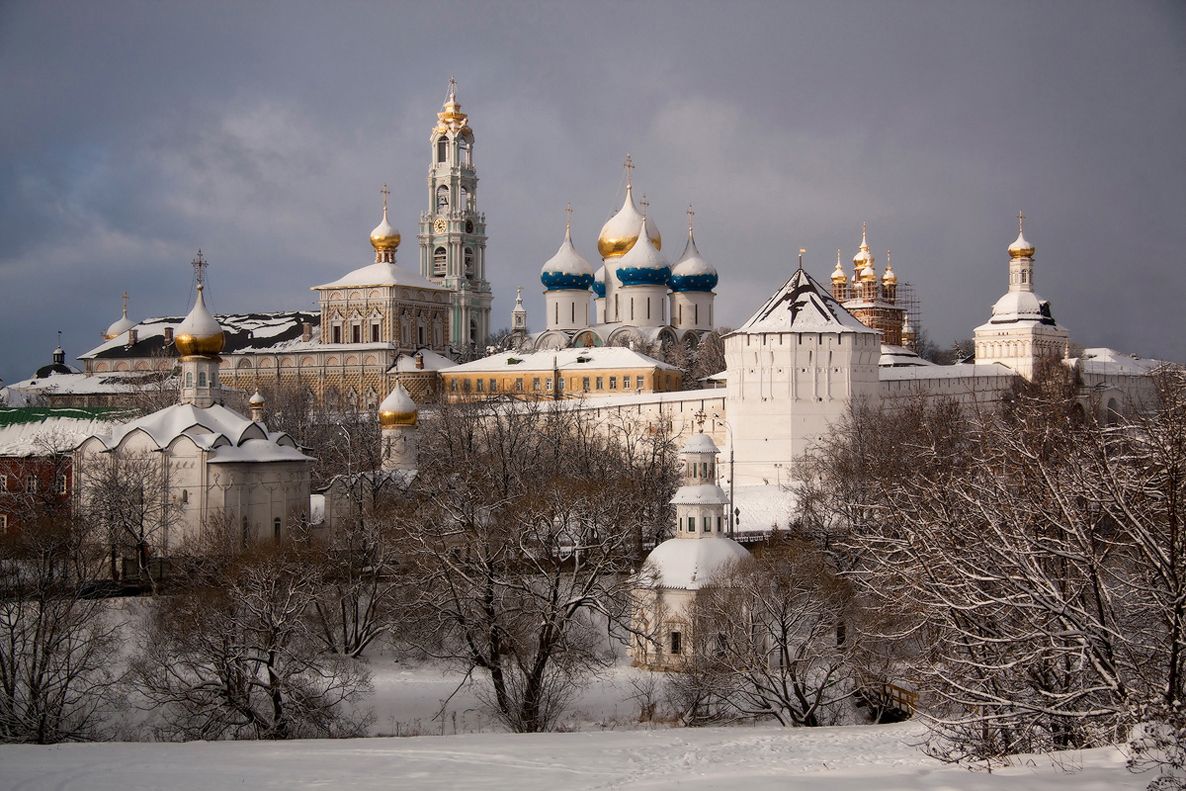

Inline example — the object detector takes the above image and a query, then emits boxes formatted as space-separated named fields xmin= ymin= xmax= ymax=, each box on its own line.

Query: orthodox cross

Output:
xmin=381 ymin=183 xmax=390 ymax=213
xmin=1018 ymin=210 xmax=1025 ymax=233
xmin=640 ymin=193 xmax=649 ymax=217
xmin=192 ymin=250 xmax=207 ymax=288
xmin=564 ymin=201 xmax=573 ymax=232
xmin=694 ymin=409 xmax=707 ymax=433
xmin=121 ymin=290 xmax=129 ymax=315
xmin=686 ymin=204 xmax=695 ymax=233
xmin=623 ymin=154 xmax=634 ymax=187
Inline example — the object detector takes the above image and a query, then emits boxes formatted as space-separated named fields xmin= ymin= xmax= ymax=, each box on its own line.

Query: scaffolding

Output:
xmin=896 ymin=281 xmax=922 ymax=351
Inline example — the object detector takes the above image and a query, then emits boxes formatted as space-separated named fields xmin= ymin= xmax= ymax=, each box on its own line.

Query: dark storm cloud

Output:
xmin=1 ymin=0 xmax=1184 ymax=383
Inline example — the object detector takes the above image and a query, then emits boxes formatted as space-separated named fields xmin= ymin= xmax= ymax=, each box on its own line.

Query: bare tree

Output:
xmin=670 ymin=540 xmax=860 ymax=727
xmin=398 ymin=399 xmax=664 ymax=732
xmin=131 ymin=537 xmax=372 ymax=740
xmin=0 ymin=451 xmax=122 ymax=743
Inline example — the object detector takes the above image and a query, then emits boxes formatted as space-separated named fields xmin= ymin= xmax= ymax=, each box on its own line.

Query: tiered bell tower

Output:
xmin=418 ymin=77 xmax=491 ymax=353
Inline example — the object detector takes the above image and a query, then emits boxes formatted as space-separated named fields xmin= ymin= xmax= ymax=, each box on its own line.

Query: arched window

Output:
xmin=459 ymin=138 xmax=471 ymax=165
xmin=436 ymin=184 xmax=449 ymax=212
xmin=437 ymin=136 xmax=448 ymax=163
xmin=185 ymin=372 xmax=193 ymax=386
xmin=198 ymin=371 xmax=207 ymax=387
xmin=433 ymin=247 xmax=447 ymax=276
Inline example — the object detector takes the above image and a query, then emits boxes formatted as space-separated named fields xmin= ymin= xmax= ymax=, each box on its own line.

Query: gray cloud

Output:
xmin=2 ymin=0 xmax=1184 ymax=383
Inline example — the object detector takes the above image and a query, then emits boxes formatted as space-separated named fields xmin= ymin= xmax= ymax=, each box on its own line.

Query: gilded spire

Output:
xmin=831 ymin=248 xmax=847 ymax=283
xmin=436 ymin=76 xmax=468 ymax=131
xmin=882 ymin=250 xmax=897 ymax=284
xmin=853 ymin=222 xmax=875 ymax=276
xmin=370 ymin=184 xmax=401 ymax=255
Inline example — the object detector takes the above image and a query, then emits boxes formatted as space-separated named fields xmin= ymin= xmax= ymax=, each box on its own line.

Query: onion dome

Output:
xmin=1008 ymin=212 xmax=1035 ymax=259
xmin=370 ymin=192 xmax=401 ymax=253
xmin=104 ymin=293 xmax=136 ymax=340
xmin=615 ymin=219 xmax=671 ymax=287
xmin=592 ymin=265 xmax=607 ymax=299
xmin=249 ymin=390 xmax=265 ymax=406
xmin=378 ymin=383 xmax=418 ymax=427
xmin=669 ymin=218 xmax=718 ymax=293
xmin=852 ymin=222 xmax=874 ymax=270
xmin=882 ymin=253 xmax=897 ymax=285
xmin=540 ymin=215 xmax=594 ymax=291
xmin=597 ymin=173 xmax=661 ymax=259
xmin=174 ymin=283 xmax=225 ymax=357
xmin=831 ymin=250 xmax=847 ymax=285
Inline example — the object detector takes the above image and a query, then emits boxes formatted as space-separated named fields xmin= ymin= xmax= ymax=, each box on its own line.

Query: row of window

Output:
xmin=184 ymin=370 xmax=218 ymax=388
xmin=0 ymin=473 xmax=67 ymax=494
xmin=432 ymin=246 xmax=476 ymax=279
xmin=682 ymin=515 xmax=725 ymax=533
xmin=329 ymin=320 xmax=439 ymax=348
xmin=448 ymin=374 xmax=650 ymax=394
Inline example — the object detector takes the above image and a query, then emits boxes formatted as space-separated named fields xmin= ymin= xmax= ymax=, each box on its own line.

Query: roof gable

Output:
xmin=737 ymin=269 xmax=875 ymax=335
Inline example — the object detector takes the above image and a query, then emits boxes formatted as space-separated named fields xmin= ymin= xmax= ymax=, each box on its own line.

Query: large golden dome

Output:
xmin=598 ymin=184 xmax=661 ymax=259
xmin=370 ymin=204 xmax=401 ymax=253
xmin=174 ymin=284 xmax=225 ymax=357
xmin=378 ymin=384 xmax=418 ymax=427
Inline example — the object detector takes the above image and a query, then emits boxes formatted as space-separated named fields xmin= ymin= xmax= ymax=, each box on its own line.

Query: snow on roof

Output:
xmin=671 ymin=482 xmax=729 ymax=506
xmin=445 ymin=346 xmax=679 ymax=374
xmin=389 ymin=349 xmax=456 ymax=373
xmin=642 ymin=536 xmax=750 ymax=590
xmin=681 ymin=432 xmax=719 ymax=454
xmin=1070 ymin=347 xmax=1171 ymax=376
xmin=731 ymin=484 xmax=797 ymax=534
xmin=736 ymin=269 xmax=876 ymax=335
xmin=879 ymin=363 xmax=1016 ymax=381
xmin=312 ymin=262 xmax=443 ymax=291
xmin=977 ymin=290 xmax=1060 ymax=329
xmin=80 ymin=311 xmax=319 ymax=360
xmin=0 ymin=408 xmax=127 ymax=456
xmin=879 ymin=345 xmax=934 ymax=368
xmin=2 ymin=371 xmax=164 ymax=405
xmin=206 ymin=440 xmax=313 ymax=464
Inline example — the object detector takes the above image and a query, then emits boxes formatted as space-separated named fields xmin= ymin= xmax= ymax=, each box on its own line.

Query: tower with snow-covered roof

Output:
xmin=973 ymin=213 xmax=1070 ymax=380
xmin=176 ymin=252 xmax=225 ymax=409
xmin=540 ymin=205 xmax=593 ymax=333
xmin=669 ymin=207 xmax=717 ymax=333
xmin=378 ymin=383 xmax=418 ymax=472
xmin=725 ymin=265 xmax=881 ymax=485
xmin=631 ymin=424 xmax=749 ymax=669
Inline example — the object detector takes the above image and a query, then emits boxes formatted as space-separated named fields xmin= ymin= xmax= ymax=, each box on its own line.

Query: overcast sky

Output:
xmin=1 ymin=0 xmax=1184 ymax=384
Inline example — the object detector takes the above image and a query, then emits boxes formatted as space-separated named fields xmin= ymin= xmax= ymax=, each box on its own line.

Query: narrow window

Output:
xmin=352 ymin=325 xmax=361 ymax=344
xmin=26 ymin=476 xmax=36 ymax=493
xmin=198 ymin=371 xmax=207 ymax=387
xmin=532 ymin=377 xmax=540 ymax=392
xmin=609 ymin=376 xmax=617 ymax=390
xmin=371 ymin=322 xmax=380 ymax=343
xmin=434 ymin=247 xmax=447 ymax=277
xmin=695 ymin=304 xmax=699 ymax=325
xmin=273 ymin=517 xmax=282 ymax=543
xmin=437 ymin=136 xmax=448 ymax=162
xmin=56 ymin=475 xmax=67 ymax=495
xmin=583 ymin=377 xmax=590 ymax=392
xmin=332 ymin=325 xmax=342 ymax=344
xmin=687 ymin=516 xmax=696 ymax=532
xmin=0 ymin=474 xmax=7 ymax=491
xmin=596 ymin=376 xmax=603 ymax=390
xmin=670 ymin=631 xmax=682 ymax=654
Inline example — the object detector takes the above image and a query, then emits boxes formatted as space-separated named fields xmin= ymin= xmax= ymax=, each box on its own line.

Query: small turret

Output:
xmin=249 ymin=390 xmax=266 ymax=423
xmin=378 ymin=384 xmax=419 ymax=472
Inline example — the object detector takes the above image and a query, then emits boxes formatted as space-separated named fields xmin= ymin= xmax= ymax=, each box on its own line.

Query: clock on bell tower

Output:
xmin=418 ymin=77 xmax=492 ymax=352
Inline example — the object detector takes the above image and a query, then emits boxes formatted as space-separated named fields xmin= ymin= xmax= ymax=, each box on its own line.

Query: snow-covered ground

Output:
xmin=0 ymin=722 xmax=1141 ymax=790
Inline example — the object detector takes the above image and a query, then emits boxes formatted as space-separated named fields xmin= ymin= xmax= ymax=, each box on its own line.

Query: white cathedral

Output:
xmin=512 ymin=157 xmax=720 ymax=352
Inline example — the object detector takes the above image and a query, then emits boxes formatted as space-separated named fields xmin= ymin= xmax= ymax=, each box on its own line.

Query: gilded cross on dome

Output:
xmin=1018 ymin=210 xmax=1025 ymax=232
xmin=564 ymin=201 xmax=573 ymax=232
xmin=623 ymin=154 xmax=634 ymax=187
xmin=640 ymin=194 xmax=649 ymax=216
xmin=192 ymin=250 xmax=207 ymax=287
xmin=380 ymin=183 xmax=390 ymax=212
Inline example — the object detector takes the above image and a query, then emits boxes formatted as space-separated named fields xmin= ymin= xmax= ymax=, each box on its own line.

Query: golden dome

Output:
xmin=597 ymin=183 xmax=661 ymax=260
xmin=852 ymin=222 xmax=874 ymax=269
xmin=370 ymin=197 xmax=401 ymax=253
xmin=882 ymin=253 xmax=897 ymax=284
xmin=1008 ymin=211 xmax=1035 ymax=259
xmin=378 ymin=384 xmax=418 ymax=427
xmin=434 ymin=77 xmax=469 ymax=135
xmin=174 ymin=284 xmax=225 ymax=357
xmin=830 ymin=250 xmax=847 ymax=284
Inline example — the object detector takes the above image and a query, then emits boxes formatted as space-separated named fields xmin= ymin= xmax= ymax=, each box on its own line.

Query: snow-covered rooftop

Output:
xmin=879 ymin=363 xmax=1016 ymax=382
xmin=1 ymin=371 xmax=165 ymax=405
xmin=879 ymin=345 xmax=934 ymax=368
xmin=312 ymin=261 xmax=443 ymax=291
xmin=0 ymin=407 xmax=127 ymax=456
xmin=736 ymin=269 xmax=876 ymax=335
xmin=80 ymin=311 xmax=319 ymax=360
xmin=642 ymin=535 xmax=749 ymax=590
xmin=445 ymin=347 xmax=679 ymax=374
xmin=388 ymin=349 xmax=456 ymax=373
xmin=1070 ymin=347 xmax=1173 ymax=377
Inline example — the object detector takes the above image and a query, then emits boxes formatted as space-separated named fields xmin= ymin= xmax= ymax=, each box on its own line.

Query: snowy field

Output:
xmin=0 ymin=722 xmax=1141 ymax=790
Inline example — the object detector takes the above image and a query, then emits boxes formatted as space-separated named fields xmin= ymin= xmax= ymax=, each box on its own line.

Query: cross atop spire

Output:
xmin=686 ymin=204 xmax=695 ymax=234
xmin=564 ymin=201 xmax=573 ymax=233
xmin=1018 ymin=210 xmax=1025 ymax=233
xmin=694 ymin=409 xmax=706 ymax=433
xmin=623 ymin=154 xmax=634 ymax=188
xmin=861 ymin=221 xmax=868 ymax=245
xmin=380 ymin=183 xmax=390 ymax=214
xmin=639 ymin=193 xmax=649 ymax=217
xmin=447 ymin=75 xmax=457 ymax=102
xmin=121 ymin=291 xmax=129 ymax=317
xmin=192 ymin=250 xmax=207 ymax=289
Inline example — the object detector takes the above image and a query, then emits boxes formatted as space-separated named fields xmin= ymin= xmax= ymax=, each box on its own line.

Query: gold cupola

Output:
xmin=434 ymin=76 xmax=469 ymax=136
xmin=831 ymin=249 xmax=847 ymax=284
xmin=882 ymin=251 xmax=897 ymax=284
xmin=1008 ymin=211 xmax=1035 ymax=259
xmin=597 ymin=155 xmax=661 ymax=259
xmin=174 ymin=282 xmax=225 ymax=357
xmin=370 ymin=184 xmax=401 ymax=257
xmin=378 ymin=383 xmax=418 ymax=427
xmin=853 ymin=222 xmax=874 ymax=270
